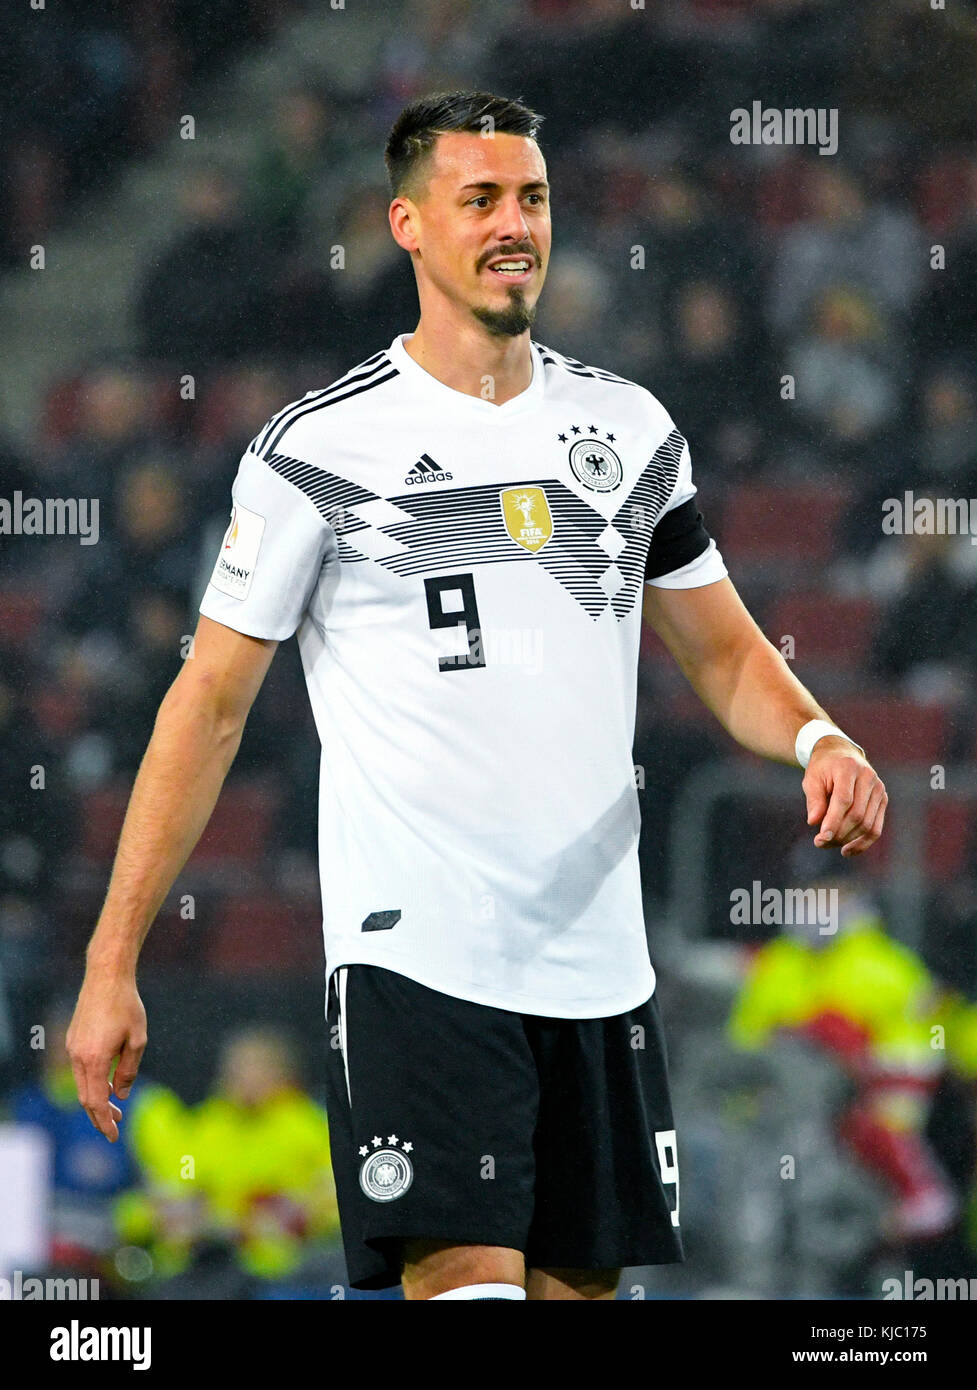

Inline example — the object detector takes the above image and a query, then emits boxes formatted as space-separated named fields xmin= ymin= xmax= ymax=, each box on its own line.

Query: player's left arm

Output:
xmin=642 ymin=577 xmax=886 ymax=856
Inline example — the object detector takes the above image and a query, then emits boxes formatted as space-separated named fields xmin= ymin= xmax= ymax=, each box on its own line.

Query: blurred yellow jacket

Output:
xmin=191 ymin=1086 xmax=338 ymax=1231
xmin=116 ymin=1083 xmax=339 ymax=1278
xmin=728 ymin=917 xmax=939 ymax=1069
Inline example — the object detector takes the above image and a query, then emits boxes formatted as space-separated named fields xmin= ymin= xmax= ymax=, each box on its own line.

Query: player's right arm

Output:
xmin=67 ymin=614 xmax=277 ymax=1142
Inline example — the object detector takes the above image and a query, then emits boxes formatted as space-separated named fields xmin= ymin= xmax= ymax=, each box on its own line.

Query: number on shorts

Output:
xmin=655 ymin=1128 xmax=680 ymax=1227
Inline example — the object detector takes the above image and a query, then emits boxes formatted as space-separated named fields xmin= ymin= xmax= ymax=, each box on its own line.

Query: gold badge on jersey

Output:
xmin=500 ymin=486 xmax=553 ymax=553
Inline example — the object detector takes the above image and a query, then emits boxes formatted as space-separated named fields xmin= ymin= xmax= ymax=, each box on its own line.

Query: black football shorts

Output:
xmin=323 ymin=963 xmax=685 ymax=1290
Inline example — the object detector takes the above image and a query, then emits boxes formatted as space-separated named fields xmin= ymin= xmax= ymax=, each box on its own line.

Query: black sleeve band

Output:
xmin=644 ymin=497 xmax=713 ymax=581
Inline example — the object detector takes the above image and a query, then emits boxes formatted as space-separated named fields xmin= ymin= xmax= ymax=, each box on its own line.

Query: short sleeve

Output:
xmin=199 ymin=448 xmax=333 ymax=640
xmin=645 ymin=436 xmax=728 ymax=590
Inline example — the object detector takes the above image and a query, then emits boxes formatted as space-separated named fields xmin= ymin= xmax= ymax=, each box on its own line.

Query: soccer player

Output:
xmin=67 ymin=90 xmax=887 ymax=1301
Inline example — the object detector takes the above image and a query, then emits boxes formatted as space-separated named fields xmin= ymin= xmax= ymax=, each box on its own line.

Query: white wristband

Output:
xmin=795 ymin=719 xmax=864 ymax=769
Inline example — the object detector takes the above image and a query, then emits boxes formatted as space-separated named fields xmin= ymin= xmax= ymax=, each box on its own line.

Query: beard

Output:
xmin=471 ymin=288 xmax=537 ymax=337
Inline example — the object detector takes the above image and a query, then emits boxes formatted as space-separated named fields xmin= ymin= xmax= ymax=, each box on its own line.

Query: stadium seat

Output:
xmin=752 ymin=152 xmax=811 ymax=230
xmin=138 ymin=899 xmax=200 ymax=967
xmin=190 ymin=781 xmax=279 ymax=864
xmin=81 ymin=779 xmax=279 ymax=864
xmin=926 ymin=799 xmax=974 ymax=880
xmin=189 ymin=370 xmax=240 ymax=446
xmin=721 ymin=484 xmax=850 ymax=565
xmin=764 ymin=594 xmax=878 ymax=667
xmin=0 ymin=590 xmax=44 ymax=644
xmin=80 ymin=784 xmax=130 ymax=862
xmin=39 ymin=374 xmax=85 ymax=449
xmin=208 ymin=895 xmax=324 ymax=973
xmin=826 ymin=697 xmax=947 ymax=766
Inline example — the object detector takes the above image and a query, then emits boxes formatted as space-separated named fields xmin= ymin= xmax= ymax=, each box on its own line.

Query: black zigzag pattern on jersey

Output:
xmin=610 ymin=428 xmax=686 ymax=618
xmin=380 ymin=480 xmax=610 ymax=615
xmin=260 ymin=431 xmax=687 ymax=620
xmin=246 ymin=352 xmax=399 ymax=460
xmin=263 ymin=452 xmax=381 ymax=552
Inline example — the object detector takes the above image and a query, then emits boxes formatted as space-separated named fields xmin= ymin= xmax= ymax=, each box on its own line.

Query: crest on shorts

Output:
xmin=500 ymin=486 xmax=553 ymax=553
xmin=358 ymin=1135 xmax=414 ymax=1202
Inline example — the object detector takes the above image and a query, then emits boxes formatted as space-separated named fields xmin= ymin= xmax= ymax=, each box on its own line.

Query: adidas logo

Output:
xmin=404 ymin=453 xmax=453 ymax=486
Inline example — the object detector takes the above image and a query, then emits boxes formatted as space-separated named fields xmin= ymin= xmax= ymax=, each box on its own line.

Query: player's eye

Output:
xmin=469 ymin=196 xmax=491 ymax=207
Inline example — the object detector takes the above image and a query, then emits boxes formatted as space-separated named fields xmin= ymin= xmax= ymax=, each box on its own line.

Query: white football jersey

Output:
xmin=199 ymin=333 xmax=727 ymax=1017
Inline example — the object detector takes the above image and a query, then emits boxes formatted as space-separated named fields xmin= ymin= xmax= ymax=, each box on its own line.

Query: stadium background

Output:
xmin=2 ymin=0 xmax=977 ymax=1299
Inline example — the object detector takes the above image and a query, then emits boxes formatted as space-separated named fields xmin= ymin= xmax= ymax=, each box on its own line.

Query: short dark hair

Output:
xmin=384 ymin=89 xmax=544 ymax=201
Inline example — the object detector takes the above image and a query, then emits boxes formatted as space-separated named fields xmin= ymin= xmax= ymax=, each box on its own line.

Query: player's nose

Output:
xmin=493 ymin=193 xmax=534 ymax=244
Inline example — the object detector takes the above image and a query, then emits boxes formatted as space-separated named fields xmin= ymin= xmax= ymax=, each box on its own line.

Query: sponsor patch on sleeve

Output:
xmin=209 ymin=503 xmax=265 ymax=600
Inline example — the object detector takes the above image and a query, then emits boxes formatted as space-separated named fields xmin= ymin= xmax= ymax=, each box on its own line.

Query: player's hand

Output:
xmin=803 ymin=737 xmax=887 ymax=857
xmin=66 ymin=971 xmax=147 ymax=1142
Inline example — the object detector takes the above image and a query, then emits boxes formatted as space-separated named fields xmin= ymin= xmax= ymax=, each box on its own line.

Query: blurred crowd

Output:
xmin=0 ymin=0 xmax=302 ymax=270
xmin=3 ymin=0 xmax=977 ymax=1296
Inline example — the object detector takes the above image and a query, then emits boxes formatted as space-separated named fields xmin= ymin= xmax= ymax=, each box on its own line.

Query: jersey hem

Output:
xmin=323 ymin=952 xmax=656 ymax=1020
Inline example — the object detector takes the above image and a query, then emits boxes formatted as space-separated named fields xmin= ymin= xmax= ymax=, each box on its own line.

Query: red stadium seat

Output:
xmin=826 ymin=697 xmax=947 ymax=766
xmin=189 ymin=780 xmax=278 ymax=864
xmin=721 ymin=484 xmax=850 ymax=565
xmin=138 ymin=899 xmax=199 ymax=966
xmin=80 ymin=784 xmax=130 ymax=861
xmin=926 ymin=799 xmax=974 ymax=880
xmin=0 ymin=590 xmax=44 ymax=644
xmin=765 ymin=594 xmax=878 ymax=666
xmin=752 ymin=153 xmax=810 ymax=230
xmin=81 ymin=779 xmax=279 ymax=864
xmin=208 ymin=894 xmax=324 ymax=973
xmin=39 ymin=374 xmax=86 ymax=449
xmin=190 ymin=371 xmax=239 ymax=447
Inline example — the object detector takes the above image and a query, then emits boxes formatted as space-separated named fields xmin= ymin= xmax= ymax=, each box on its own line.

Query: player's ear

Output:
xmin=389 ymin=196 xmax=420 ymax=254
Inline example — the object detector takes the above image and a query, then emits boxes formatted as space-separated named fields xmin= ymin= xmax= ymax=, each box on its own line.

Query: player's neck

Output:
xmin=403 ymin=320 xmax=533 ymax=407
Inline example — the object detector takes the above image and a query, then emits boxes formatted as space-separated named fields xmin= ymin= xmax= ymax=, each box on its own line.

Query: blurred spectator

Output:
xmin=729 ymin=853 xmax=959 ymax=1242
xmin=63 ymin=459 xmax=196 ymax=642
xmin=788 ymin=286 xmax=902 ymax=451
xmin=637 ymin=167 xmax=760 ymax=305
xmin=375 ymin=0 xmax=504 ymax=126
xmin=135 ymin=166 xmax=273 ymax=364
xmin=247 ymin=87 xmax=340 ymax=253
xmin=0 ymin=654 xmax=74 ymax=1032
xmin=43 ymin=366 xmax=153 ymax=501
xmin=116 ymin=1028 xmax=340 ymax=1290
xmin=189 ymin=365 xmax=293 ymax=520
xmin=533 ymin=250 xmax=618 ymax=364
xmin=843 ymin=364 xmax=977 ymax=559
xmin=0 ymin=2 xmax=288 ymax=267
xmin=654 ymin=278 xmax=772 ymax=481
xmin=274 ymin=184 xmax=417 ymax=363
xmin=769 ymin=163 xmax=923 ymax=338
xmin=915 ymin=365 xmax=977 ymax=493
xmin=8 ymin=1004 xmax=136 ymax=1271
xmin=868 ymin=530 xmax=977 ymax=716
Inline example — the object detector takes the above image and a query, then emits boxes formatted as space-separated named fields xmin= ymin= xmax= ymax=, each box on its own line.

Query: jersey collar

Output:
xmin=388 ymin=333 xmax=544 ymax=419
